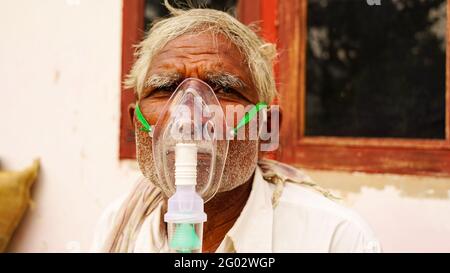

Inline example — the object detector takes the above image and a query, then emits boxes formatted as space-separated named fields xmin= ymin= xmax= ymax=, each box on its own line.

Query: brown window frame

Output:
xmin=119 ymin=0 xmax=145 ymax=159
xmin=277 ymin=0 xmax=450 ymax=176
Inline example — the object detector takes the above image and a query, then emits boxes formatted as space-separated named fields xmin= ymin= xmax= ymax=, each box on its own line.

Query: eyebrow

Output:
xmin=138 ymin=73 xmax=183 ymax=98
xmin=204 ymin=72 xmax=247 ymax=91
xmin=143 ymin=72 xmax=183 ymax=96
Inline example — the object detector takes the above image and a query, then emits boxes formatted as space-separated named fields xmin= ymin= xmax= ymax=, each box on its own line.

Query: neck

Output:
xmin=202 ymin=174 xmax=253 ymax=253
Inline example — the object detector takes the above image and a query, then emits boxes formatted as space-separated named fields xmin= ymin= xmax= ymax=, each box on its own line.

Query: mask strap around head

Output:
xmin=232 ymin=102 xmax=268 ymax=136
xmin=135 ymin=102 xmax=267 ymax=136
xmin=135 ymin=104 xmax=152 ymax=133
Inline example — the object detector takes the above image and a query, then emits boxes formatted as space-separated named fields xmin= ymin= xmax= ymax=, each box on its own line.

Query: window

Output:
xmin=278 ymin=0 xmax=450 ymax=175
xmin=306 ymin=0 xmax=446 ymax=139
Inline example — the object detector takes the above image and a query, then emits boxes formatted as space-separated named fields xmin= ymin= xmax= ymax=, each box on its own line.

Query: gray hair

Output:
xmin=125 ymin=0 xmax=278 ymax=103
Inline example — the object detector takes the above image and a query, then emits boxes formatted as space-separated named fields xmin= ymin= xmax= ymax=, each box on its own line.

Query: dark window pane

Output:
xmin=145 ymin=0 xmax=238 ymax=31
xmin=305 ymin=0 xmax=446 ymax=139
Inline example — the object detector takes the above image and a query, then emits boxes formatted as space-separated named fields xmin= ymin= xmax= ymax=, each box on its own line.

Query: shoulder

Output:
xmin=267 ymin=169 xmax=380 ymax=252
xmin=278 ymin=181 xmax=362 ymax=224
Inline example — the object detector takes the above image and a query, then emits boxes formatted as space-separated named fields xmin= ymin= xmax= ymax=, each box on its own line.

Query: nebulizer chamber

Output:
xmin=164 ymin=143 xmax=206 ymax=253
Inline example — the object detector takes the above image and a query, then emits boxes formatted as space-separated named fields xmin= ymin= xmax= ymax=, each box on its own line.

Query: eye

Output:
xmin=211 ymin=84 xmax=250 ymax=102
xmin=210 ymin=82 xmax=237 ymax=95
xmin=155 ymin=86 xmax=174 ymax=92
xmin=216 ymin=86 xmax=237 ymax=95
xmin=148 ymin=84 xmax=178 ymax=98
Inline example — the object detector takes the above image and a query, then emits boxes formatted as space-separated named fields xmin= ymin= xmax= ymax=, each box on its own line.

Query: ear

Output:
xmin=128 ymin=102 xmax=136 ymax=129
xmin=258 ymin=105 xmax=282 ymax=155
xmin=262 ymin=105 xmax=282 ymax=136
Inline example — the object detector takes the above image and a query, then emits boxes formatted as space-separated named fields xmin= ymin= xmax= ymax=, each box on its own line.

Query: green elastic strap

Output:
xmin=233 ymin=102 xmax=268 ymax=135
xmin=136 ymin=102 xmax=267 ymax=135
xmin=135 ymin=104 xmax=152 ymax=133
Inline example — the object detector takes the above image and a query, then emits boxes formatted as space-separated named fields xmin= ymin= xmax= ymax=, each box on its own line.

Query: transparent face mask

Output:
xmin=135 ymin=78 xmax=268 ymax=202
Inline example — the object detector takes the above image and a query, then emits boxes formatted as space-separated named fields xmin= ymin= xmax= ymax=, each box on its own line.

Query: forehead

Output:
xmin=157 ymin=32 xmax=241 ymax=59
xmin=148 ymin=32 xmax=251 ymax=81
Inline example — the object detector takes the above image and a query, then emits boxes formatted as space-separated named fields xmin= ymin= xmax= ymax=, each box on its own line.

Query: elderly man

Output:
xmin=92 ymin=3 xmax=380 ymax=253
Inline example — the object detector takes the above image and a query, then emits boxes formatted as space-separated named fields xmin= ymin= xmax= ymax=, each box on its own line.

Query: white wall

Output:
xmin=307 ymin=169 xmax=450 ymax=253
xmin=1 ymin=0 xmax=449 ymax=253
xmin=0 ymin=0 xmax=141 ymax=252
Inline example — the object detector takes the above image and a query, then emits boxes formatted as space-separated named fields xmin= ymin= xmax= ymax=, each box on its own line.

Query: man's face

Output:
xmin=131 ymin=31 xmax=260 ymax=196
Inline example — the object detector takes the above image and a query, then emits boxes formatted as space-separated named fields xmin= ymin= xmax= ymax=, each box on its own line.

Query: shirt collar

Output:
xmin=218 ymin=166 xmax=274 ymax=253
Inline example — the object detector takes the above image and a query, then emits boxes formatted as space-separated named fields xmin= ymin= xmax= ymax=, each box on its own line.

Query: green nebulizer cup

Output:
xmin=164 ymin=143 xmax=207 ymax=253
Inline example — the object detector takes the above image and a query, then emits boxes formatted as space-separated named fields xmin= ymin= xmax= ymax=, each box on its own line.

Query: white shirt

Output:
xmin=92 ymin=166 xmax=381 ymax=253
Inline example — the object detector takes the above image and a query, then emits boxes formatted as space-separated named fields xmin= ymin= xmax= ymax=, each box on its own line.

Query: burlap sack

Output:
xmin=0 ymin=160 xmax=39 ymax=252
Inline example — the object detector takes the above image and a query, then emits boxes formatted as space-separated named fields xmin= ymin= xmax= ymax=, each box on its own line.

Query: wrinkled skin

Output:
xmin=129 ymin=32 xmax=262 ymax=252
